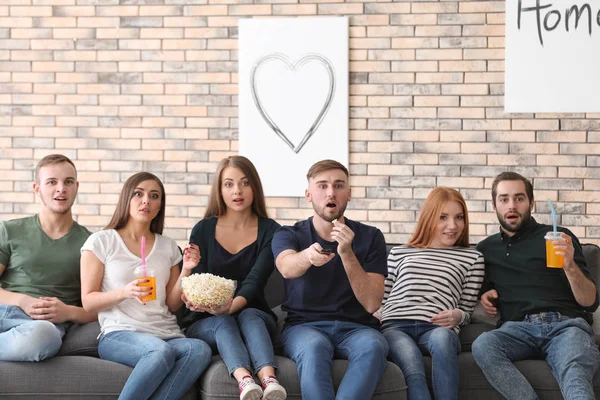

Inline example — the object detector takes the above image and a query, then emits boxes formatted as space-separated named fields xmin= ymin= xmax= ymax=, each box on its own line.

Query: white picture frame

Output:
xmin=505 ymin=1 xmax=600 ymax=112
xmin=239 ymin=17 xmax=349 ymax=197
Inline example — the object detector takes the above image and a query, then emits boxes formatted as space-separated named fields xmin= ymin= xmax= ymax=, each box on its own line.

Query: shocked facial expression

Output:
xmin=221 ymin=166 xmax=254 ymax=213
xmin=429 ymin=200 xmax=465 ymax=248
xmin=34 ymin=162 xmax=79 ymax=215
xmin=493 ymin=180 xmax=534 ymax=236
xmin=306 ymin=169 xmax=351 ymax=222
xmin=129 ymin=179 xmax=162 ymax=224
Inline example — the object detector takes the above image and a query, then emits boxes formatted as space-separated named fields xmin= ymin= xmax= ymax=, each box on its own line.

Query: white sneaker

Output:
xmin=261 ymin=376 xmax=287 ymax=400
xmin=239 ymin=376 xmax=263 ymax=400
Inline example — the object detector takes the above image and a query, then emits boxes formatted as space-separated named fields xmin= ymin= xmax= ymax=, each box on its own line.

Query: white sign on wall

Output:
xmin=505 ymin=1 xmax=600 ymax=112
xmin=239 ymin=17 xmax=349 ymax=197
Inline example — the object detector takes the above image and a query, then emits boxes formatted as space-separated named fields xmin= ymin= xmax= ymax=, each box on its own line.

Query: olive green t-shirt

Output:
xmin=0 ymin=215 xmax=91 ymax=307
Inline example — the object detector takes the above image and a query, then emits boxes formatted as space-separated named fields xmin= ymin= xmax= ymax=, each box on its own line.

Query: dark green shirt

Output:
xmin=0 ymin=215 xmax=91 ymax=307
xmin=476 ymin=218 xmax=599 ymax=325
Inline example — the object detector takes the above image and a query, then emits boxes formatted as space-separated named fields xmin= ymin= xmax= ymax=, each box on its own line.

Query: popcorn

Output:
xmin=181 ymin=273 xmax=236 ymax=308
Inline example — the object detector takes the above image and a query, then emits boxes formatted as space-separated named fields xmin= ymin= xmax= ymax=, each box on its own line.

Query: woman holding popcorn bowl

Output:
xmin=180 ymin=156 xmax=287 ymax=400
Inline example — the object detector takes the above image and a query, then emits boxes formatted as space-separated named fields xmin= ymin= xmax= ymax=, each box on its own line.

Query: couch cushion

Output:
xmin=0 ymin=356 xmax=130 ymax=399
xmin=56 ymin=321 xmax=101 ymax=357
xmin=458 ymin=323 xmax=494 ymax=352
xmin=198 ymin=355 xmax=406 ymax=400
xmin=0 ymin=356 xmax=196 ymax=400
xmin=423 ymin=353 xmax=600 ymax=400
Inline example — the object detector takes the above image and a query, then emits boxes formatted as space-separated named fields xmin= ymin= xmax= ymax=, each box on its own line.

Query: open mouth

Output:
xmin=233 ymin=198 xmax=243 ymax=205
xmin=505 ymin=213 xmax=520 ymax=222
xmin=326 ymin=202 xmax=336 ymax=209
xmin=139 ymin=208 xmax=150 ymax=214
xmin=54 ymin=196 xmax=67 ymax=202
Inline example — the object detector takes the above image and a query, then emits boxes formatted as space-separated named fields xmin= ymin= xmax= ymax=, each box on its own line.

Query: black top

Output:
xmin=476 ymin=217 xmax=599 ymax=325
xmin=179 ymin=216 xmax=280 ymax=329
xmin=271 ymin=217 xmax=388 ymax=328
xmin=213 ymin=238 xmax=258 ymax=297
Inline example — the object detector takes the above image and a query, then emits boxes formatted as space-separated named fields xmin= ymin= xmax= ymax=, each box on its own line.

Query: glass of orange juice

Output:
xmin=134 ymin=267 xmax=157 ymax=302
xmin=544 ymin=232 xmax=565 ymax=269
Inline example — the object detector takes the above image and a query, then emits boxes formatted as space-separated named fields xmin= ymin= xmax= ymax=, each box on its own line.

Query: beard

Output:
xmin=497 ymin=208 xmax=531 ymax=233
xmin=314 ymin=202 xmax=348 ymax=222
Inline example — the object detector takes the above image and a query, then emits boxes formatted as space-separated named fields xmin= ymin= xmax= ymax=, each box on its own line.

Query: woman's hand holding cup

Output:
xmin=122 ymin=278 xmax=152 ymax=304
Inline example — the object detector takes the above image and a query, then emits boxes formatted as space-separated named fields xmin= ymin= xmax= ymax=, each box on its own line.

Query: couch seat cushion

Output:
xmin=422 ymin=353 xmax=600 ymax=400
xmin=56 ymin=321 xmax=101 ymax=357
xmin=458 ymin=323 xmax=494 ymax=352
xmin=198 ymin=355 xmax=406 ymax=400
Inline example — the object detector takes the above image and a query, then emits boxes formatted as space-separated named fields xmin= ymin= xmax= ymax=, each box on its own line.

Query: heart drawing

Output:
xmin=250 ymin=53 xmax=336 ymax=154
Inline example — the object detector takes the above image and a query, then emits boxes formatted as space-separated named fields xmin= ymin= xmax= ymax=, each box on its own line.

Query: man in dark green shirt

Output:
xmin=0 ymin=154 xmax=96 ymax=362
xmin=472 ymin=172 xmax=600 ymax=400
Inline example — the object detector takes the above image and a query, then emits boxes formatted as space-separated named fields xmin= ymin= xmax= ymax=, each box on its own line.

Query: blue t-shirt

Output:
xmin=271 ymin=217 xmax=387 ymax=328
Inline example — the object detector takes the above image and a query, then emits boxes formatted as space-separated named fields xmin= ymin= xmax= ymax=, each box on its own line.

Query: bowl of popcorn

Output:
xmin=181 ymin=273 xmax=236 ymax=308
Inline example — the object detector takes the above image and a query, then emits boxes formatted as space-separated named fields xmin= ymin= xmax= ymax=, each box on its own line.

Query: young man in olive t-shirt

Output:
xmin=0 ymin=154 xmax=96 ymax=362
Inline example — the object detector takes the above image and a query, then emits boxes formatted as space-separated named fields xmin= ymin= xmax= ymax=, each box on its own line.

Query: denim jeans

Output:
xmin=382 ymin=320 xmax=461 ymax=400
xmin=98 ymin=330 xmax=212 ymax=400
xmin=0 ymin=305 xmax=66 ymax=362
xmin=185 ymin=308 xmax=278 ymax=375
xmin=281 ymin=320 xmax=389 ymax=400
xmin=472 ymin=312 xmax=600 ymax=400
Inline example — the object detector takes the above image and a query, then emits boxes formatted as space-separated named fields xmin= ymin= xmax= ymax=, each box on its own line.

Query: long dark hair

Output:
xmin=204 ymin=156 xmax=268 ymax=219
xmin=105 ymin=172 xmax=166 ymax=234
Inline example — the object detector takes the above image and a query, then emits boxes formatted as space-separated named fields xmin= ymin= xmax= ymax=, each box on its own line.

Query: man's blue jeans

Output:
xmin=98 ymin=330 xmax=212 ymax=400
xmin=281 ymin=320 xmax=389 ymax=400
xmin=0 ymin=305 xmax=66 ymax=362
xmin=185 ymin=308 xmax=278 ymax=375
xmin=382 ymin=320 xmax=461 ymax=400
xmin=472 ymin=312 xmax=600 ymax=400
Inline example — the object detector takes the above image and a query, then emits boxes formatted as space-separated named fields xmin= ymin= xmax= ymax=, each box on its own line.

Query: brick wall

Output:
xmin=1 ymin=0 xmax=599 ymax=246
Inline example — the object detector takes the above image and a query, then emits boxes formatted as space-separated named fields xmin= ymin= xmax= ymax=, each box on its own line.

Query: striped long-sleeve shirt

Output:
xmin=381 ymin=246 xmax=485 ymax=333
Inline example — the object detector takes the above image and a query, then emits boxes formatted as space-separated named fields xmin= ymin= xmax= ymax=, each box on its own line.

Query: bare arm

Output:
xmin=81 ymin=250 xmax=148 ymax=312
xmin=333 ymin=222 xmax=385 ymax=314
xmin=1 ymin=263 xmax=97 ymax=324
xmin=166 ymin=264 xmax=188 ymax=312
xmin=228 ymin=296 xmax=248 ymax=315
xmin=0 ymin=285 xmax=37 ymax=311
xmin=339 ymin=251 xmax=385 ymax=314
xmin=275 ymin=244 xmax=334 ymax=279
xmin=0 ymin=262 xmax=34 ymax=307
xmin=558 ymin=233 xmax=597 ymax=307
xmin=564 ymin=262 xmax=597 ymax=307
xmin=65 ymin=305 xmax=98 ymax=324
xmin=166 ymin=244 xmax=201 ymax=312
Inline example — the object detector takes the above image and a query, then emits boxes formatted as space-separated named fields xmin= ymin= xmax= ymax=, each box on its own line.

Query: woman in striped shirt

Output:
xmin=381 ymin=187 xmax=484 ymax=400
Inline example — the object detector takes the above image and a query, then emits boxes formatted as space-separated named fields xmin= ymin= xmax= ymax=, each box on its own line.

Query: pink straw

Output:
xmin=141 ymin=236 xmax=147 ymax=277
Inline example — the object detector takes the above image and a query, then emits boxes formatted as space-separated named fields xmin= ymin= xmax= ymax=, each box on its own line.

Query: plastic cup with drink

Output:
xmin=135 ymin=236 xmax=156 ymax=302
xmin=134 ymin=266 xmax=157 ymax=301
xmin=544 ymin=232 xmax=565 ymax=269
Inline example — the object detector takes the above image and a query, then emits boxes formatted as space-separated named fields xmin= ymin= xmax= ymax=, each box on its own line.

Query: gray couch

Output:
xmin=1 ymin=244 xmax=599 ymax=399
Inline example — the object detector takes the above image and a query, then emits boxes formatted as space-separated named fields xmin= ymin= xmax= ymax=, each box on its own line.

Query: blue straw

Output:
xmin=547 ymin=199 xmax=557 ymax=234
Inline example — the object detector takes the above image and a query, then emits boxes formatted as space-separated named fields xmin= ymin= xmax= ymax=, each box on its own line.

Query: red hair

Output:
xmin=407 ymin=187 xmax=470 ymax=248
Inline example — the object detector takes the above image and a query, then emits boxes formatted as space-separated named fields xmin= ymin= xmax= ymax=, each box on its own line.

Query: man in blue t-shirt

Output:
xmin=272 ymin=159 xmax=389 ymax=400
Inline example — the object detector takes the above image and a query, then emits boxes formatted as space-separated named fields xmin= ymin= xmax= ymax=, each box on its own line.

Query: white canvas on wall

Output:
xmin=505 ymin=0 xmax=600 ymax=112
xmin=239 ymin=17 xmax=349 ymax=197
